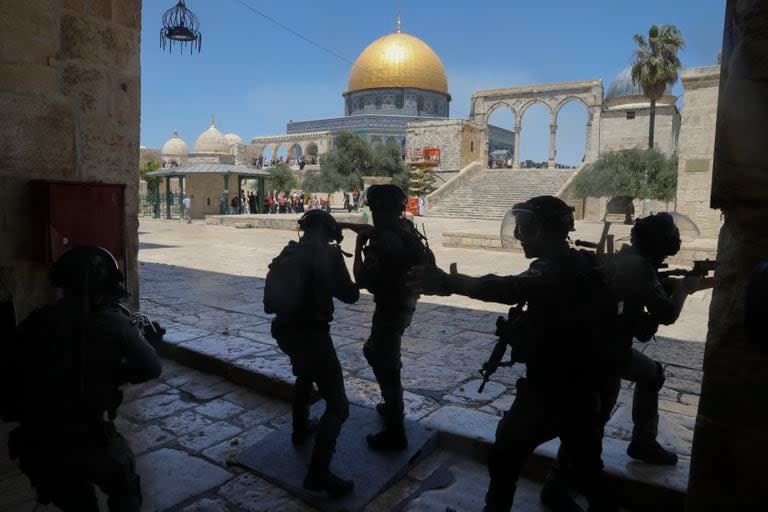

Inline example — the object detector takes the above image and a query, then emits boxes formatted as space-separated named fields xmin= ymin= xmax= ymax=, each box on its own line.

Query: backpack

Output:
xmin=263 ymin=242 xmax=311 ymax=316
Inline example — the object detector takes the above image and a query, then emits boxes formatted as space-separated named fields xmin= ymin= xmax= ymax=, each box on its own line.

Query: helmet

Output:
xmin=298 ymin=209 xmax=342 ymax=243
xmin=365 ymin=184 xmax=407 ymax=211
xmin=510 ymin=196 xmax=575 ymax=238
xmin=631 ymin=213 xmax=681 ymax=258
xmin=50 ymin=246 xmax=125 ymax=297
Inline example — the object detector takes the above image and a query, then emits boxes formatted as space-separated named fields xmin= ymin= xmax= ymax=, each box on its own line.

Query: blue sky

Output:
xmin=141 ymin=0 xmax=725 ymax=165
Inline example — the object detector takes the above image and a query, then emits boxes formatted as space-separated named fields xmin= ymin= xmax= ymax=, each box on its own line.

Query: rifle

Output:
xmin=574 ymin=221 xmax=614 ymax=255
xmin=477 ymin=302 xmax=527 ymax=393
xmin=337 ymin=222 xmax=373 ymax=235
xmin=657 ymin=259 xmax=718 ymax=279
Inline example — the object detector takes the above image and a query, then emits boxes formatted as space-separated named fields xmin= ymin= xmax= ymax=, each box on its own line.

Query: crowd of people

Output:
xmin=252 ymin=155 xmax=318 ymax=170
xmin=217 ymin=189 xmax=363 ymax=216
xmin=0 ymin=186 xmax=714 ymax=511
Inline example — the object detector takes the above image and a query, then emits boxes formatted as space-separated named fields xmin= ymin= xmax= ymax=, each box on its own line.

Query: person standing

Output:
xmin=265 ymin=210 xmax=359 ymax=498
xmin=353 ymin=184 xmax=434 ymax=451
xmin=409 ymin=196 xmax=618 ymax=512
xmin=182 ymin=195 xmax=191 ymax=223
xmin=1 ymin=247 xmax=162 ymax=512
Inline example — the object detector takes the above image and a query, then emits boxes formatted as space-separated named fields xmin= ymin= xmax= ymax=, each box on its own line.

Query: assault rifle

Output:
xmin=656 ymin=259 xmax=718 ymax=279
xmin=337 ymin=222 xmax=373 ymax=235
xmin=478 ymin=302 xmax=527 ymax=393
xmin=574 ymin=221 xmax=614 ymax=255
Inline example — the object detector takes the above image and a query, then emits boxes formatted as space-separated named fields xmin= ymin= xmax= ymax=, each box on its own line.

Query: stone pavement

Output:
xmin=131 ymin=218 xmax=709 ymax=505
xmin=0 ymin=359 xmax=617 ymax=512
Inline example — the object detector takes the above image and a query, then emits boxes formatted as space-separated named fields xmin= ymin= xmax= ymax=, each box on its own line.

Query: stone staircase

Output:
xmin=426 ymin=168 xmax=578 ymax=219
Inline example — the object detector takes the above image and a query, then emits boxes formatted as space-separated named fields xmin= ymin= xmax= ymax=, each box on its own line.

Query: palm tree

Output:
xmin=631 ymin=25 xmax=685 ymax=149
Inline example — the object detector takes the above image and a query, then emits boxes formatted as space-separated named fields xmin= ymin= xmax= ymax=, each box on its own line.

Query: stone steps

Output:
xmin=428 ymin=170 xmax=576 ymax=219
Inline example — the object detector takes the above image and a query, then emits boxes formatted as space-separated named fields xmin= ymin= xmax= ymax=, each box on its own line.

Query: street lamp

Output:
xmin=161 ymin=0 xmax=202 ymax=54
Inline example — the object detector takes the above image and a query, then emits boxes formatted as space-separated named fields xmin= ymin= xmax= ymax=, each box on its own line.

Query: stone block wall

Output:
xmin=186 ymin=175 xmax=227 ymax=219
xmin=406 ymin=119 xmax=482 ymax=172
xmin=0 ymin=0 xmax=142 ymax=318
xmin=599 ymin=105 xmax=680 ymax=157
xmin=675 ymin=66 xmax=722 ymax=239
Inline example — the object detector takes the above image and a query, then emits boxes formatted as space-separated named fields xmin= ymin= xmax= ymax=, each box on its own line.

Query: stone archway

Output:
xmin=471 ymin=80 xmax=604 ymax=169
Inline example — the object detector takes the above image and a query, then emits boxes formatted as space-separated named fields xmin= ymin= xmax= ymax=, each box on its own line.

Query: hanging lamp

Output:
xmin=161 ymin=0 xmax=202 ymax=54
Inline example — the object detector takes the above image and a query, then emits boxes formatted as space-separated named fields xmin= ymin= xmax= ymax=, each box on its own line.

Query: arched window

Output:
xmin=470 ymin=141 xmax=475 ymax=152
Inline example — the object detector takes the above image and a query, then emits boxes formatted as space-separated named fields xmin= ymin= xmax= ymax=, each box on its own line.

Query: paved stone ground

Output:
xmin=0 ymin=360 xmax=600 ymax=512
xmin=138 ymin=218 xmax=709 ymax=461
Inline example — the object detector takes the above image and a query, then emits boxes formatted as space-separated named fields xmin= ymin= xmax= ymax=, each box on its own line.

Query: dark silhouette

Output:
xmin=264 ymin=210 xmax=360 ymax=498
xmin=352 ymin=184 xmax=434 ymax=452
xmin=408 ymin=196 xmax=618 ymax=512
xmin=541 ymin=212 xmax=714 ymax=510
xmin=0 ymin=246 xmax=162 ymax=512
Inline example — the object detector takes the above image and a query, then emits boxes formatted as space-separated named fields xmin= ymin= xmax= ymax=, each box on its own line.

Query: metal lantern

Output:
xmin=161 ymin=0 xmax=202 ymax=54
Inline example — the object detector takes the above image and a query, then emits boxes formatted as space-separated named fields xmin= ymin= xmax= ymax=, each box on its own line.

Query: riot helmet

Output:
xmin=502 ymin=196 xmax=574 ymax=257
xmin=365 ymin=184 xmax=407 ymax=213
xmin=50 ymin=246 xmax=126 ymax=298
xmin=298 ymin=209 xmax=343 ymax=243
xmin=631 ymin=213 xmax=681 ymax=262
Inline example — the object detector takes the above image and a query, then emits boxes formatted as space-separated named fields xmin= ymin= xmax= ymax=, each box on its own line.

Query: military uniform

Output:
xmin=267 ymin=224 xmax=359 ymax=495
xmin=5 ymin=299 xmax=162 ymax=512
xmin=357 ymin=218 xmax=427 ymax=436
xmin=441 ymin=247 xmax=614 ymax=511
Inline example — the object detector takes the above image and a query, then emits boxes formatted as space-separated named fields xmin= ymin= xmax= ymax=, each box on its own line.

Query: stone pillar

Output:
xmin=586 ymin=107 xmax=601 ymax=163
xmin=548 ymin=123 xmax=558 ymax=169
xmin=686 ymin=2 xmax=768 ymax=509
xmin=480 ymin=127 xmax=490 ymax=168
xmin=513 ymin=121 xmax=522 ymax=169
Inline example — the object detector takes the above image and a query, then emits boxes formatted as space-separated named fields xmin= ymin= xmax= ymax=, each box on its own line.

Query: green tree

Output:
xmin=565 ymin=148 xmax=677 ymax=201
xmin=139 ymin=160 xmax=162 ymax=193
xmin=266 ymin=164 xmax=298 ymax=194
xmin=314 ymin=132 xmax=407 ymax=192
xmin=631 ymin=24 xmax=685 ymax=149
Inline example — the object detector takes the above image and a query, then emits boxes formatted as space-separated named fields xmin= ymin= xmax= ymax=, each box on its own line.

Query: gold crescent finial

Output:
xmin=397 ymin=12 xmax=401 ymax=33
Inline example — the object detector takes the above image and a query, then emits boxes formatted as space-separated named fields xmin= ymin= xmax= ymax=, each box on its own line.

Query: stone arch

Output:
xmin=554 ymin=95 xmax=590 ymax=122
xmin=483 ymin=101 xmax=517 ymax=126
xmin=304 ymin=142 xmax=319 ymax=163
xmin=287 ymin=143 xmax=302 ymax=160
xmin=470 ymin=80 xmax=604 ymax=167
xmin=519 ymin=98 xmax=554 ymax=121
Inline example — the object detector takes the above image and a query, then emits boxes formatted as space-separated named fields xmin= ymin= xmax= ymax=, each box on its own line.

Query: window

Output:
xmin=626 ymin=110 xmax=636 ymax=120
xmin=470 ymin=141 xmax=474 ymax=152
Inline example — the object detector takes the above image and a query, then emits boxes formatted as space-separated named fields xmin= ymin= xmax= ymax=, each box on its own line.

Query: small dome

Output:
xmin=194 ymin=120 xmax=229 ymax=154
xmin=605 ymin=67 xmax=675 ymax=104
xmin=162 ymin=131 xmax=189 ymax=156
xmin=224 ymin=133 xmax=243 ymax=147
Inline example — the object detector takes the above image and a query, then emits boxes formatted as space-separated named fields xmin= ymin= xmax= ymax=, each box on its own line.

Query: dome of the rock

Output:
xmin=347 ymin=30 xmax=448 ymax=96
xmin=605 ymin=67 xmax=676 ymax=107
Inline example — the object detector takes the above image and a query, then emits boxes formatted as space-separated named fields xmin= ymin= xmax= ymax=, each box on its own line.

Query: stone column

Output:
xmin=548 ymin=123 xmax=558 ymax=169
xmin=513 ymin=120 xmax=522 ymax=169
xmin=480 ymin=127 xmax=490 ymax=168
xmin=586 ymin=107 xmax=601 ymax=163
xmin=686 ymin=2 xmax=768 ymax=509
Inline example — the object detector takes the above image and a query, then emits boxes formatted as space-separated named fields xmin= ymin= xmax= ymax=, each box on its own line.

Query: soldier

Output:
xmin=0 ymin=246 xmax=162 ymax=512
xmin=353 ymin=184 xmax=433 ymax=451
xmin=540 ymin=213 xmax=714 ymax=511
xmin=265 ymin=209 xmax=360 ymax=498
xmin=409 ymin=196 xmax=617 ymax=512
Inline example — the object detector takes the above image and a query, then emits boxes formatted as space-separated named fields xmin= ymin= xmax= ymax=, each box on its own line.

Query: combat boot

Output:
xmin=304 ymin=468 xmax=354 ymax=498
xmin=291 ymin=418 xmax=319 ymax=446
xmin=540 ymin=479 xmax=585 ymax=512
xmin=626 ymin=440 xmax=678 ymax=465
xmin=366 ymin=426 xmax=408 ymax=452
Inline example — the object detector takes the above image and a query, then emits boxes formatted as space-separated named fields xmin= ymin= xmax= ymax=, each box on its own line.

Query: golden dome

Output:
xmin=347 ymin=29 xmax=449 ymax=96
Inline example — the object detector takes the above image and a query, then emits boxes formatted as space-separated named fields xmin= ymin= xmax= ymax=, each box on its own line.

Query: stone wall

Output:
xmin=186 ymin=175 xmax=227 ymax=219
xmin=675 ymin=66 xmax=722 ymax=239
xmin=406 ymin=119 xmax=482 ymax=172
xmin=599 ymin=104 xmax=680 ymax=156
xmin=0 ymin=0 xmax=142 ymax=318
